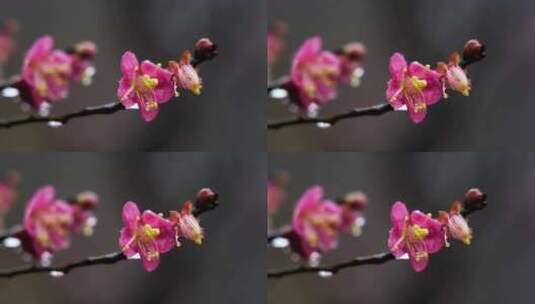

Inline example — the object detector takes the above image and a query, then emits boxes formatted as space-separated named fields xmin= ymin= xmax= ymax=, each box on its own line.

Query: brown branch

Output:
xmin=267 ymin=189 xmax=487 ymax=279
xmin=0 ymin=195 xmax=219 ymax=279
xmin=0 ymin=50 xmax=216 ymax=129
xmin=268 ymin=47 xmax=486 ymax=131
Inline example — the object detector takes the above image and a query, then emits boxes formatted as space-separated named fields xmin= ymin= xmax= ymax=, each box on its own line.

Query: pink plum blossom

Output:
xmin=292 ymin=186 xmax=343 ymax=259
xmin=117 ymin=51 xmax=174 ymax=122
xmin=290 ymin=37 xmax=341 ymax=112
xmin=388 ymin=201 xmax=446 ymax=272
xmin=386 ymin=53 xmax=443 ymax=123
xmin=439 ymin=201 xmax=472 ymax=245
xmin=119 ymin=201 xmax=175 ymax=272
xmin=437 ymin=52 xmax=471 ymax=97
xmin=168 ymin=50 xmax=202 ymax=96
xmin=169 ymin=201 xmax=204 ymax=246
xmin=23 ymin=186 xmax=74 ymax=259
xmin=22 ymin=36 xmax=73 ymax=108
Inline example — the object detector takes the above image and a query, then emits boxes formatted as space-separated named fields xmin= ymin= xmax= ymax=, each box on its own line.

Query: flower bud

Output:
xmin=462 ymin=39 xmax=486 ymax=63
xmin=464 ymin=188 xmax=486 ymax=210
xmin=74 ymin=191 xmax=99 ymax=209
xmin=341 ymin=191 xmax=368 ymax=210
xmin=195 ymin=188 xmax=218 ymax=210
xmin=194 ymin=38 xmax=217 ymax=61
xmin=341 ymin=42 xmax=367 ymax=61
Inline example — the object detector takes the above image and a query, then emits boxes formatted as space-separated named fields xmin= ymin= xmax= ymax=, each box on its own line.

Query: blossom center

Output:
xmin=140 ymin=224 xmax=160 ymax=240
xmin=136 ymin=75 xmax=159 ymax=91
xmin=410 ymin=224 xmax=429 ymax=240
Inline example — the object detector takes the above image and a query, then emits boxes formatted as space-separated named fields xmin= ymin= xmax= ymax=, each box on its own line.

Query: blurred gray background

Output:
xmin=269 ymin=153 xmax=533 ymax=303
xmin=0 ymin=153 xmax=265 ymax=303
xmin=0 ymin=0 xmax=264 ymax=151
xmin=269 ymin=0 xmax=534 ymax=151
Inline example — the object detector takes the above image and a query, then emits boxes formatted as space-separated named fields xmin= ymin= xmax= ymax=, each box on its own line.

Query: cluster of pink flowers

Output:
xmin=388 ymin=199 xmax=473 ymax=272
xmin=19 ymin=186 xmax=99 ymax=261
xmin=17 ymin=36 xmax=97 ymax=110
xmin=117 ymin=38 xmax=215 ymax=122
xmin=288 ymin=37 xmax=366 ymax=114
xmin=289 ymin=186 xmax=367 ymax=262
xmin=386 ymin=40 xmax=483 ymax=123
xmin=119 ymin=200 xmax=204 ymax=272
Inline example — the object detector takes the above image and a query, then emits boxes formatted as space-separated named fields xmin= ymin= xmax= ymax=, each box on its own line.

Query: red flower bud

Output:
xmin=194 ymin=38 xmax=217 ymax=61
xmin=462 ymin=39 xmax=486 ymax=63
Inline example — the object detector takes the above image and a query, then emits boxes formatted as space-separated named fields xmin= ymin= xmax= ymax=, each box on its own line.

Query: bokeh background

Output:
xmin=268 ymin=0 xmax=534 ymax=151
xmin=0 ymin=153 xmax=265 ymax=303
xmin=269 ymin=153 xmax=535 ymax=303
xmin=0 ymin=0 xmax=264 ymax=151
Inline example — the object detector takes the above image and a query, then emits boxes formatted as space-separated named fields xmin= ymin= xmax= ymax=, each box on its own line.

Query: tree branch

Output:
xmin=0 ymin=198 xmax=218 ymax=279
xmin=268 ymin=193 xmax=487 ymax=279
xmin=268 ymin=52 xmax=485 ymax=131
xmin=0 ymin=52 xmax=215 ymax=129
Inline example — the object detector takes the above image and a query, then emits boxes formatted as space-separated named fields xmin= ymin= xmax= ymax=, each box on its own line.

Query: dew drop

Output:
xmin=1 ymin=87 xmax=19 ymax=98
xmin=395 ymin=105 xmax=408 ymax=112
xmin=128 ymin=253 xmax=141 ymax=260
xmin=2 ymin=237 xmax=21 ymax=248
xmin=270 ymin=237 xmax=289 ymax=249
xmin=127 ymin=104 xmax=139 ymax=110
xmin=38 ymin=103 xmax=51 ymax=117
xmin=270 ymin=88 xmax=288 ymax=99
xmin=317 ymin=270 xmax=334 ymax=278
xmin=40 ymin=252 xmax=53 ymax=267
xmin=47 ymin=121 xmax=63 ymax=128
xmin=396 ymin=253 xmax=410 ymax=260
xmin=316 ymin=122 xmax=332 ymax=129
xmin=308 ymin=252 xmax=321 ymax=267
xmin=49 ymin=270 xmax=65 ymax=278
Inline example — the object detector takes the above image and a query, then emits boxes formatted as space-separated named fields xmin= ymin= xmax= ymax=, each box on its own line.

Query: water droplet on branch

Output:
xmin=2 ymin=237 xmax=21 ymax=248
xmin=317 ymin=270 xmax=334 ymax=278
xmin=49 ymin=270 xmax=65 ymax=278
xmin=270 ymin=237 xmax=289 ymax=249
xmin=1 ymin=87 xmax=19 ymax=98
xmin=316 ymin=122 xmax=332 ymax=129
xmin=47 ymin=121 xmax=63 ymax=128
xmin=270 ymin=88 xmax=288 ymax=99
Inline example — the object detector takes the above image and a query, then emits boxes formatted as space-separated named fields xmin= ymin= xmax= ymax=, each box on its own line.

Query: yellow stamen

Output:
xmin=412 ymin=225 xmax=429 ymax=240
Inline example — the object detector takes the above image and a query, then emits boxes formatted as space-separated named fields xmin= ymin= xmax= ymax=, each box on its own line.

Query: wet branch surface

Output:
xmin=0 ymin=201 xmax=218 ymax=279
xmin=0 ymin=55 xmax=214 ymax=129
xmin=268 ymin=56 xmax=484 ymax=131
xmin=267 ymin=201 xmax=485 ymax=279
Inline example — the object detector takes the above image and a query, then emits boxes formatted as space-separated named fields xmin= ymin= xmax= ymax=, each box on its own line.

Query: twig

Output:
xmin=267 ymin=54 xmax=485 ymax=131
xmin=0 ymin=53 xmax=215 ymax=129
xmin=0 ymin=199 xmax=218 ymax=279
xmin=268 ymin=103 xmax=394 ymax=130
xmin=267 ymin=194 xmax=486 ymax=279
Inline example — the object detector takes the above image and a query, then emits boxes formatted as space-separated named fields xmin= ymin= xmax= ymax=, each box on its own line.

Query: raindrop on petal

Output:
xmin=270 ymin=88 xmax=288 ymax=99
xmin=396 ymin=253 xmax=410 ymax=260
xmin=47 ymin=121 xmax=63 ymax=128
xmin=2 ymin=237 xmax=21 ymax=248
xmin=270 ymin=237 xmax=289 ymax=249
xmin=395 ymin=105 xmax=408 ymax=112
xmin=49 ymin=270 xmax=65 ymax=278
xmin=128 ymin=253 xmax=141 ymax=260
xmin=318 ymin=270 xmax=334 ymax=278
xmin=316 ymin=122 xmax=332 ymax=129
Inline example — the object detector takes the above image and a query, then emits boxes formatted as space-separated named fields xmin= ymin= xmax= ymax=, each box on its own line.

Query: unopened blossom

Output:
xmin=67 ymin=40 xmax=97 ymax=85
xmin=290 ymin=37 xmax=341 ymax=112
xmin=0 ymin=20 xmax=18 ymax=64
xmin=117 ymin=51 xmax=174 ymax=122
xmin=338 ymin=42 xmax=366 ymax=87
xmin=119 ymin=201 xmax=175 ymax=272
xmin=168 ymin=51 xmax=202 ymax=96
xmin=386 ymin=53 xmax=443 ymax=123
xmin=267 ymin=181 xmax=285 ymax=216
xmin=437 ymin=52 xmax=471 ymax=97
xmin=339 ymin=191 xmax=368 ymax=236
xmin=388 ymin=201 xmax=446 ymax=272
xmin=292 ymin=186 xmax=343 ymax=260
xmin=70 ymin=191 xmax=99 ymax=236
xmin=22 ymin=36 xmax=73 ymax=108
xmin=439 ymin=201 xmax=472 ymax=245
xmin=169 ymin=201 xmax=204 ymax=245
xmin=0 ymin=179 xmax=16 ymax=216
xmin=23 ymin=186 xmax=74 ymax=259
xmin=268 ymin=33 xmax=284 ymax=66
